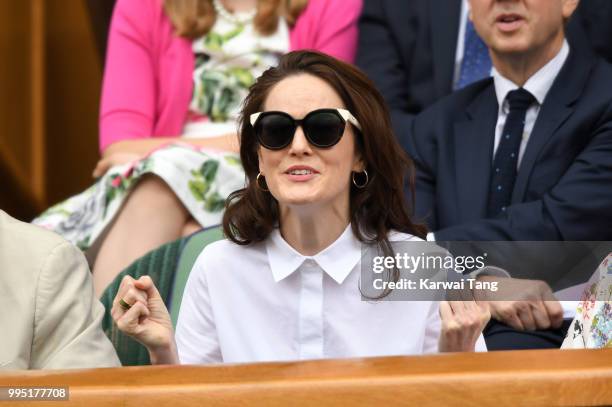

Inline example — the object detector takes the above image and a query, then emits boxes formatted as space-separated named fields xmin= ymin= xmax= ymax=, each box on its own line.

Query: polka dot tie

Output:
xmin=455 ymin=20 xmax=492 ymax=90
xmin=487 ymin=88 xmax=536 ymax=217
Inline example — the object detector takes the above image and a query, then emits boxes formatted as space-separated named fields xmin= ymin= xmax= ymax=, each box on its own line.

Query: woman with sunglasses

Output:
xmin=33 ymin=0 xmax=362 ymax=297
xmin=111 ymin=51 xmax=489 ymax=364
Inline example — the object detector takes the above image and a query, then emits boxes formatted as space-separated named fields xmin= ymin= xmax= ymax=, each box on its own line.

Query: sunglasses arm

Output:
xmin=337 ymin=109 xmax=362 ymax=131
xmin=249 ymin=112 xmax=262 ymax=127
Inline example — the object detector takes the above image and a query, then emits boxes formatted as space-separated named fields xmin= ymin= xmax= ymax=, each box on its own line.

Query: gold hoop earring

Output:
xmin=256 ymin=172 xmax=269 ymax=192
xmin=352 ymin=170 xmax=369 ymax=189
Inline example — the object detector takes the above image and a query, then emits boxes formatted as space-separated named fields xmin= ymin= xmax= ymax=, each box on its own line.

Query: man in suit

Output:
xmin=402 ymin=0 xmax=612 ymax=349
xmin=0 ymin=210 xmax=120 ymax=369
xmin=356 ymin=0 xmax=612 ymax=140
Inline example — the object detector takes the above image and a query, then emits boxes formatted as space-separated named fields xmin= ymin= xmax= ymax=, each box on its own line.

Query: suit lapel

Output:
xmin=430 ymin=0 xmax=462 ymax=97
xmin=454 ymin=84 xmax=498 ymax=222
xmin=512 ymin=48 xmax=595 ymax=203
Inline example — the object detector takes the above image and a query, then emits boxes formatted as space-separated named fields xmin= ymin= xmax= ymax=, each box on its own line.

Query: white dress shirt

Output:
xmin=492 ymin=40 xmax=569 ymax=165
xmin=428 ymin=40 xmax=570 ymax=241
xmin=176 ymin=225 xmax=486 ymax=364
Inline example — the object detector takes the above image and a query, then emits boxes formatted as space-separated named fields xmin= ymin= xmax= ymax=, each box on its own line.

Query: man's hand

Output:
xmin=475 ymin=276 xmax=563 ymax=331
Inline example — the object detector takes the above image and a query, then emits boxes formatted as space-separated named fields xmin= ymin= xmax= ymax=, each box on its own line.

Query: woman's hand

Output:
xmin=111 ymin=275 xmax=179 ymax=364
xmin=93 ymin=133 xmax=240 ymax=178
xmin=93 ymin=152 xmax=142 ymax=178
xmin=438 ymin=300 xmax=490 ymax=352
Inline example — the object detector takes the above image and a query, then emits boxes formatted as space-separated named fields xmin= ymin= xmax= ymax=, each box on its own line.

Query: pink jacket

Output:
xmin=99 ymin=0 xmax=363 ymax=152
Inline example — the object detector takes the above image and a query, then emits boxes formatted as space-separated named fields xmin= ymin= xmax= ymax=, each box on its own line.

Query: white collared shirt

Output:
xmin=176 ymin=225 xmax=486 ymax=364
xmin=492 ymin=40 xmax=569 ymax=165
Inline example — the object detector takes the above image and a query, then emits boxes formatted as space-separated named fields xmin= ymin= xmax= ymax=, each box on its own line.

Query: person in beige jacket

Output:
xmin=0 ymin=210 xmax=119 ymax=369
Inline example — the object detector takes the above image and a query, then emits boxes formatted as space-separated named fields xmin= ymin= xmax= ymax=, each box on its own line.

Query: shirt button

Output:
xmin=497 ymin=185 xmax=502 ymax=191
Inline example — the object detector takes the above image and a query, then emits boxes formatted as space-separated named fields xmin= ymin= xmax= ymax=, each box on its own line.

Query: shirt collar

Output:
xmin=492 ymin=39 xmax=569 ymax=109
xmin=266 ymin=224 xmax=362 ymax=284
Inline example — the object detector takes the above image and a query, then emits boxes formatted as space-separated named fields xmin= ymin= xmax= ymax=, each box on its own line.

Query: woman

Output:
xmin=33 ymin=0 xmax=362 ymax=296
xmin=111 ymin=51 xmax=489 ymax=364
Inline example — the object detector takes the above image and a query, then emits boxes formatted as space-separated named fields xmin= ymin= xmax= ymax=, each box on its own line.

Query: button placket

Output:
xmin=297 ymin=259 xmax=324 ymax=359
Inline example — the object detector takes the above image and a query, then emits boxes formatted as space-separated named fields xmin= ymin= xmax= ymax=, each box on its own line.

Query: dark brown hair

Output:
xmin=164 ymin=0 xmax=309 ymax=39
xmin=223 ymin=50 xmax=428 ymax=251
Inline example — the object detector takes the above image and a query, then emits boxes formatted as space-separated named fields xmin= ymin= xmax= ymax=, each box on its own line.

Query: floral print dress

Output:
xmin=33 ymin=14 xmax=289 ymax=251
xmin=562 ymin=253 xmax=612 ymax=349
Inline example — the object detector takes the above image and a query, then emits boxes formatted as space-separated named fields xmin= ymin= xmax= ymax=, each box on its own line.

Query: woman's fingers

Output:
xmin=111 ymin=275 xmax=149 ymax=322
xmin=92 ymin=152 xmax=141 ymax=178
xmin=110 ymin=274 xmax=175 ymax=353
xmin=134 ymin=275 xmax=163 ymax=301
xmin=111 ymin=276 xmax=135 ymax=318
xmin=133 ymin=276 xmax=173 ymax=330
xmin=121 ymin=286 xmax=149 ymax=308
xmin=439 ymin=300 xmax=490 ymax=352
xmin=452 ymin=301 xmax=484 ymax=346
xmin=92 ymin=157 xmax=111 ymax=178
xmin=115 ymin=301 xmax=151 ymax=337
xmin=475 ymin=301 xmax=491 ymax=325
xmin=439 ymin=300 xmax=455 ymax=324
xmin=114 ymin=276 xmax=140 ymax=307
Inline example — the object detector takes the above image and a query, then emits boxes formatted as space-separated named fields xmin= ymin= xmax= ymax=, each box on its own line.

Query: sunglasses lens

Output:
xmin=256 ymin=114 xmax=295 ymax=149
xmin=304 ymin=111 xmax=345 ymax=147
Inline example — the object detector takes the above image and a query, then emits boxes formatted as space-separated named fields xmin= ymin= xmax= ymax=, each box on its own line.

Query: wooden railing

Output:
xmin=1 ymin=349 xmax=611 ymax=406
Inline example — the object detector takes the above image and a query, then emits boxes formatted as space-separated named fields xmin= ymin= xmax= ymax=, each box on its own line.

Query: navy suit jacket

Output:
xmin=405 ymin=47 xmax=612 ymax=242
xmin=356 ymin=0 xmax=612 ymax=141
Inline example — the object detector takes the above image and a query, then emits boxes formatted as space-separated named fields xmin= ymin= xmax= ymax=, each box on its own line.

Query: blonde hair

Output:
xmin=164 ymin=0 xmax=309 ymax=39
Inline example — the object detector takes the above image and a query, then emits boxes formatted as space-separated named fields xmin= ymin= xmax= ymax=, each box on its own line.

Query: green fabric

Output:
xmin=170 ymin=226 xmax=224 ymax=326
xmin=99 ymin=226 xmax=224 ymax=366
xmin=100 ymin=237 xmax=188 ymax=366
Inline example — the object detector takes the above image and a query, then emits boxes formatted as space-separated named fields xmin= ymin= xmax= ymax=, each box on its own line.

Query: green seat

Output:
xmin=100 ymin=225 xmax=224 ymax=366
xmin=170 ymin=226 xmax=224 ymax=326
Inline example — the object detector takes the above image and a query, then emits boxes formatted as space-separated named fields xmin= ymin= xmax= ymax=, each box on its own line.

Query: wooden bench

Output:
xmin=1 ymin=349 xmax=611 ymax=406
